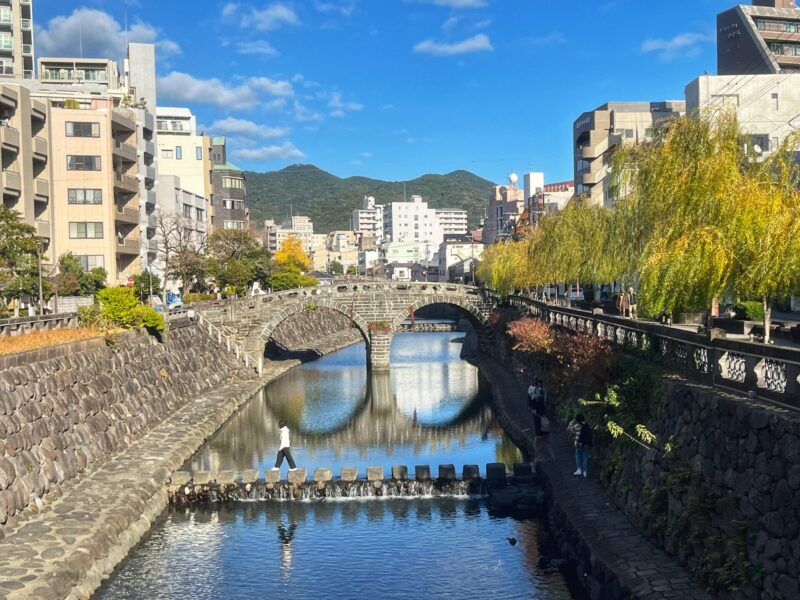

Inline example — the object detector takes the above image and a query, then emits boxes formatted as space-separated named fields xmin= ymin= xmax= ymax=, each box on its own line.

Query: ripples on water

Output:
xmin=96 ymin=333 xmax=576 ymax=599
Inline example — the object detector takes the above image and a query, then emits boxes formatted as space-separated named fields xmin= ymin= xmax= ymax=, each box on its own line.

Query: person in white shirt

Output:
xmin=272 ymin=420 xmax=297 ymax=471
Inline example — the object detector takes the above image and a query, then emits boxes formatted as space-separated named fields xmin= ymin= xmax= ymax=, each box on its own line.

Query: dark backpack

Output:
xmin=579 ymin=423 xmax=593 ymax=447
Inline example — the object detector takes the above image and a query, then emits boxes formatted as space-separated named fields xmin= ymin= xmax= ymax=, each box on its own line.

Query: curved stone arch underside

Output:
xmin=259 ymin=298 xmax=371 ymax=350
xmin=390 ymin=295 xmax=492 ymax=336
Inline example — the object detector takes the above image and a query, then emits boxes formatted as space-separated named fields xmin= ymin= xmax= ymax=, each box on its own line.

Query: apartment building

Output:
xmin=718 ymin=0 xmax=800 ymax=75
xmin=264 ymin=215 xmax=314 ymax=253
xmin=482 ymin=177 xmax=525 ymax=245
xmin=434 ymin=208 xmax=468 ymax=236
xmin=0 ymin=0 xmax=34 ymax=80
xmin=437 ymin=238 xmax=484 ymax=283
xmin=38 ymin=57 xmax=119 ymax=87
xmin=573 ymin=101 xmax=685 ymax=207
xmin=351 ymin=195 xmax=384 ymax=242
xmin=686 ymin=73 xmax=800 ymax=153
xmin=157 ymin=174 xmax=207 ymax=244
xmin=383 ymin=194 xmax=444 ymax=249
xmin=49 ymin=97 xmax=140 ymax=285
xmin=1 ymin=83 xmax=51 ymax=259
xmin=210 ymin=136 xmax=248 ymax=230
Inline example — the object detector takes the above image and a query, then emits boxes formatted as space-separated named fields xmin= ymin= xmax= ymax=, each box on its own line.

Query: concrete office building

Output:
xmin=1 ymin=83 xmax=51 ymax=259
xmin=483 ymin=176 xmax=525 ymax=245
xmin=718 ymin=0 xmax=800 ymax=75
xmin=49 ymin=97 xmax=140 ymax=285
xmin=210 ymin=136 xmax=248 ymax=230
xmin=686 ymin=73 xmax=800 ymax=153
xmin=351 ymin=195 xmax=384 ymax=242
xmin=0 ymin=0 xmax=34 ymax=80
xmin=573 ymin=101 xmax=685 ymax=207
xmin=382 ymin=195 xmax=444 ymax=255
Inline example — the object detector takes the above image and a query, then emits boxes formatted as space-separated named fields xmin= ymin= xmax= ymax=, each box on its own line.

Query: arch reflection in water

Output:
xmin=188 ymin=333 xmax=521 ymax=477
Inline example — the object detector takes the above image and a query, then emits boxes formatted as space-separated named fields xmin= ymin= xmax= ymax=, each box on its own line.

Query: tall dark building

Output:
xmin=718 ymin=0 xmax=800 ymax=75
xmin=209 ymin=136 xmax=249 ymax=231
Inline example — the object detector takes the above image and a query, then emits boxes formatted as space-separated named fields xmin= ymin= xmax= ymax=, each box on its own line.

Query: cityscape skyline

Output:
xmin=36 ymin=0 xmax=735 ymax=183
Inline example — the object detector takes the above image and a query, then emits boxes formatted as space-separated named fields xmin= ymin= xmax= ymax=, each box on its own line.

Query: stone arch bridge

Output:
xmin=198 ymin=281 xmax=497 ymax=370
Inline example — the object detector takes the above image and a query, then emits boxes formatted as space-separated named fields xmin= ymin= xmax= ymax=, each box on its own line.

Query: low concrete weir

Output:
xmin=167 ymin=463 xmax=544 ymax=505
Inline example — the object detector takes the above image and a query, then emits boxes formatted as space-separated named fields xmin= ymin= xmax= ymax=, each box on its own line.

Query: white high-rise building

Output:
xmin=352 ymin=195 xmax=384 ymax=243
xmin=523 ymin=172 xmax=544 ymax=206
xmin=434 ymin=209 xmax=468 ymax=236
xmin=383 ymin=194 xmax=444 ymax=247
xmin=265 ymin=215 xmax=314 ymax=253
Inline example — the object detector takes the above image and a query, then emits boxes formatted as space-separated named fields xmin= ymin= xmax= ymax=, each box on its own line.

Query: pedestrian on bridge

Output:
xmin=272 ymin=420 xmax=298 ymax=472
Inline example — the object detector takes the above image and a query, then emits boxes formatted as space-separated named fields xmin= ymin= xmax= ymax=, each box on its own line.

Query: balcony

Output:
xmin=0 ymin=123 xmax=19 ymax=152
xmin=147 ymin=238 xmax=159 ymax=254
xmin=143 ymin=111 xmax=154 ymax=133
xmin=21 ymin=44 xmax=31 ymax=56
xmin=113 ymin=171 xmax=138 ymax=194
xmin=0 ymin=85 xmax=17 ymax=108
xmin=31 ymin=100 xmax=46 ymax=121
xmin=22 ymin=70 xmax=32 ymax=80
xmin=111 ymin=109 xmax=136 ymax=132
xmin=113 ymin=138 xmax=137 ymax=162
xmin=145 ymin=165 xmax=155 ymax=182
xmin=116 ymin=236 xmax=140 ymax=255
xmin=115 ymin=204 xmax=139 ymax=225
xmin=147 ymin=212 xmax=157 ymax=229
xmin=20 ymin=19 xmax=30 ymax=30
xmin=34 ymin=178 xmax=49 ymax=200
xmin=32 ymin=136 xmax=47 ymax=162
xmin=144 ymin=139 xmax=155 ymax=158
xmin=35 ymin=220 xmax=50 ymax=239
xmin=1 ymin=169 xmax=20 ymax=196
xmin=144 ymin=189 xmax=156 ymax=208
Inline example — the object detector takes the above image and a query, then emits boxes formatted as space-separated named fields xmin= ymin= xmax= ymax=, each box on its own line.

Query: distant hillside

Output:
xmin=244 ymin=164 xmax=495 ymax=233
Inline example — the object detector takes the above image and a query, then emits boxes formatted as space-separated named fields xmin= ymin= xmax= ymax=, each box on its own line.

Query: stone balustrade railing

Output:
xmin=0 ymin=312 xmax=78 ymax=337
xmin=505 ymin=295 xmax=800 ymax=407
xmin=195 ymin=312 xmax=261 ymax=373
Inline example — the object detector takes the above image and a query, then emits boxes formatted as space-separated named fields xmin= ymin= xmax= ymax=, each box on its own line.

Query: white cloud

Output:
xmin=315 ymin=1 xmax=358 ymax=16
xmin=233 ymin=142 xmax=305 ymax=160
xmin=413 ymin=33 xmax=493 ymax=56
xmin=442 ymin=16 xmax=461 ymax=31
xmin=409 ymin=0 xmax=486 ymax=7
xmin=222 ymin=2 xmax=239 ymax=17
xmin=293 ymin=100 xmax=324 ymax=122
xmin=361 ymin=151 xmax=372 ymax=158
xmin=525 ymin=32 xmax=565 ymax=46
xmin=157 ymin=72 xmax=293 ymax=111
xmin=208 ymin=117 xmax=289 ymax=139
xmin=328 ymin=91 xmax=364 ymax=117
xmin=249 ymin=3 xmax=299 ymax=30
xmin=236 ymin=40 xmax=279 ymax=56
xmin=641 ymin=32 xmax=711 ymax=61
xmin=36 ymin=8 xmax=181 ymax=59
xmin=250 ymin=76 xmax=294 ymax=97
xmin=351 ymin=159 xmax=364 ymax=166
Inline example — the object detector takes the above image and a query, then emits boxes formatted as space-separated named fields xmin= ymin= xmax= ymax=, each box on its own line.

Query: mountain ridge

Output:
xmin=244 ymin=164 xmax=496 ymax=233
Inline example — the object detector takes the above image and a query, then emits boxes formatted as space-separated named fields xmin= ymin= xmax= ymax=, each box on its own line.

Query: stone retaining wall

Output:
xmin=0 ymin=326 xmax=254 ymax=534
xmin=270 ymin=307 xmax=360 ymax=351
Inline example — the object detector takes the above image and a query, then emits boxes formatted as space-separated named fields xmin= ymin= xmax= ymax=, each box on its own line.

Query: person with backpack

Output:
xmin=568 ymin=413 xmax=592 ymax=477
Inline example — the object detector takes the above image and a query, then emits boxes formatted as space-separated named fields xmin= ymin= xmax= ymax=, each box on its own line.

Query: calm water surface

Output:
xmin=97 ymin=333 xmax=575 ymax=599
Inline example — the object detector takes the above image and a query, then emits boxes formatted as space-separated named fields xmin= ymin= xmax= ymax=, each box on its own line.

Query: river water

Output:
xmin=97 ymin=332 xmax=577 ymax=599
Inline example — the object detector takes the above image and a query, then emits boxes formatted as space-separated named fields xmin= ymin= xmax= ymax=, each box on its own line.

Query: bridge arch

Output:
xmin=389 ymin=295 xmax=493 ymax=338
xmin=258 ymin=297 xmax=372 ymax=359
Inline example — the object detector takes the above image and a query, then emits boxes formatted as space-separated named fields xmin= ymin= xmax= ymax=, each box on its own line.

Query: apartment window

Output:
xmin=170 ymin=120 xmax=184 ymax=131
xmin=161 ymin=149 xmax=174 ymax=159
xmin=69 ymin=222 xmax=104 ymax=239
xmin=196 ymin=208 xmax=204 ymax=222
xmin=68 ymin=189 xmax=103 ymax=205
xmin=183 ymin=204 xmax=192 ymax=218
xmin=67 ymin=155 xmax=101 ymax=171
xmin=77 ymin=255 xmax=105 ymax=270
xmin=576 ymin=159 xmax=590 ymax=173
xmin=0 ymin=58 xmax=12 ymax=76
xmin=772 ymin=93 xmax=779 ymax=110
xmin=157 ymin=120 xmax=167 ymax=130
xmin=66 ymin=122 xmax=100 ymax=137
xmin=0 ymin=34 xmax=12 ymax=51
xmin=176 ymin=146 xmax=183 ymax=160
xmin=772 ymin=136 xmax=780 ymax=151
xmin=223 ymin=199 xmax=244 ymax=211
xmin=711 ymin=94 xmax=739 ymax=107
xmin=223 ymin=220 xmax=245 ymax=230
xmin=0 ymin=8 xmax=10 ymax=24
xmin=222 ymin=177 xmax=244 ymax=189
xmin=196 ymin=147 xmax=203 ymax=160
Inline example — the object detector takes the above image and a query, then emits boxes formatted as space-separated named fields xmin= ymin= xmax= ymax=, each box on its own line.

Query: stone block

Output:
xmin=314 ymin=468 xmax=333 ymax=483
xmin=513 ymin=463 xmax=533 ymax=478
xmin=367 ymin=466 xmax=384 ymax=481
xmin=340 ymin=467 xmax=358 ymax=481
xmin=415 ymin=465 xmax=431 ymax=481
xmin=438 ymin=464 xmax=456 ymax=481
xmin=216 ymin=470 xmax=236 ymax=485
xmin=240 ymin=469 xmax=259 ymax=484
xmin=171 ymin=471 xmax=191 ymax=487
xmin=486 ymin=463 xmax=507 ymax=481
xmin=288 ymin=468 xmax=307 ymax=485
xmin=463 ymin=465 xmax=481 ymax=480
xmin=264 ymin=468 xmax=281 ymax=484
xmin=193 ymin=471 xmax=212 ymax=486
xmin=392 ymin=465 xmax=408 ymax=481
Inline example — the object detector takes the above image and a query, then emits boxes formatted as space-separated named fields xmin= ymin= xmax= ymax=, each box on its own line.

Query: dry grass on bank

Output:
xmin=0 ymin=327 xmax=104 ymax=356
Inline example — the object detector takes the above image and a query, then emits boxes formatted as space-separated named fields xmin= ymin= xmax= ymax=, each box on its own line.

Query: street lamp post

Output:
xmin=35 ymin=239 xmax=44 ymax=316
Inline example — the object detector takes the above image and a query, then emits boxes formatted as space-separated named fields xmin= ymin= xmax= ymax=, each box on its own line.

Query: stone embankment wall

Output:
xmin=497 ymin=328 xmax=800 ymax=599
xmin=0 ymin=326 xmax=254 ymax=532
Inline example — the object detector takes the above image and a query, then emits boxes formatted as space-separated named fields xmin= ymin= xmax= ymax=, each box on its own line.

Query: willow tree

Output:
xmin=476 ymin=240 xmax=528 ymax=297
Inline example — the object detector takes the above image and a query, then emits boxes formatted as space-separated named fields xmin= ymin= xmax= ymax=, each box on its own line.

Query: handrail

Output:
xmin=195 ymin=312 xmax=261 ymax=374
xmin=504 ymin=294 xmax=800 ymax=407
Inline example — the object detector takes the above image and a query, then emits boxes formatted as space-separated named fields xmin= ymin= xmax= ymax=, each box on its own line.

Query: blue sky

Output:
xmin=36 ymin=0 xmax=736 ymax=184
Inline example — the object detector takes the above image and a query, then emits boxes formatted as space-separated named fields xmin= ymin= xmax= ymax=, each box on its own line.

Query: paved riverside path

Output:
xmin=479 ymin=359 xmax=712 ymax=600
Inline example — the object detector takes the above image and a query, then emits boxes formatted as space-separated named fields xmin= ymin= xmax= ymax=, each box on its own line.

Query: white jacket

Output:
xmin=279 ymin=426 xmax=291 ymax=450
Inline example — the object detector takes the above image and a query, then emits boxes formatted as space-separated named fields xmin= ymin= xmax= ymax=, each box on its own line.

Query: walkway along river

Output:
xmin=96 ymin=332 xmax=580 ymax=599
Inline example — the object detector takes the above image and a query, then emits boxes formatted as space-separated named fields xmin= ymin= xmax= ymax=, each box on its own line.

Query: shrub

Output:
xmin=96 ymin=287 xmax=165 ymax=333
xmin=77 ymin=305 xmax=106 ymax=329
xmin=739 ymin=300 xmax=764 ymax=321
xmin=184 ymin=292 xmax=217 ymax=303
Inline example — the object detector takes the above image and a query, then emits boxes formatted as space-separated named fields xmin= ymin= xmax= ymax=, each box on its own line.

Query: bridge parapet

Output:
xmin=506 ymin=295 xmax=800 ymax=407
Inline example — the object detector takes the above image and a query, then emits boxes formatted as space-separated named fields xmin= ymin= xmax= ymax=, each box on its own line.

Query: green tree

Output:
xmin=207 ymin=227 xmax=271 ymax=294
xmin=133 ymin=270 xmax=162 ymax=302
xmin=346 ymin=265 xmax=357 ymax=276
xmin=0 ymin=207 xmax=39 ymax=307
xmin=329 ymin=260 xmax=344 ymax=276
xmin=54 ymin=253 xmax=107 ymax=297
xmin=274 ymin=236 xmax=312 ymax=273
xmin=269 ymin=270 xmax=318 ymax=291
xmin=96 ymin=287 xmax=164 ymax=332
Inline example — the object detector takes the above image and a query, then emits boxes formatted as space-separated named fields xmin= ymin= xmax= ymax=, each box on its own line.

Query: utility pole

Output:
xmin=35 ymin=240 xmax=44 ymax=316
